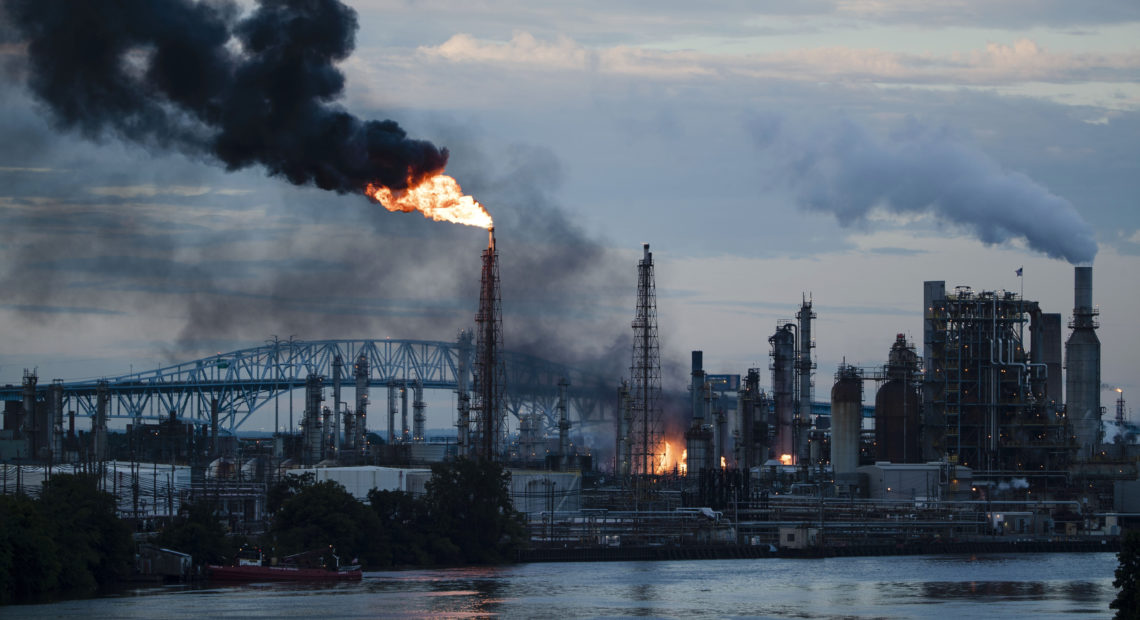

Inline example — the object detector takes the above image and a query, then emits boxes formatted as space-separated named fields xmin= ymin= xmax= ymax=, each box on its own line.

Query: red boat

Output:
xmin=209 ymin=546 xmax=362 ymax=582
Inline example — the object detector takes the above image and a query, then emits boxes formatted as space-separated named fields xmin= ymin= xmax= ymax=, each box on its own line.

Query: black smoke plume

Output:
xmin=4 ymin=0 xmax=446 ymax=193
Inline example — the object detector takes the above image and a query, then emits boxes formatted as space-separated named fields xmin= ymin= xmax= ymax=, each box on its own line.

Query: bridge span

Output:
xmin=0 ymin=339 xmax=617 ymax=436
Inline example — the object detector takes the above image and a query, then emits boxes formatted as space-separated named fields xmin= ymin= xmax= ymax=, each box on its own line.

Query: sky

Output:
xmin=0 ymin=0 xmax=1138 ymax=433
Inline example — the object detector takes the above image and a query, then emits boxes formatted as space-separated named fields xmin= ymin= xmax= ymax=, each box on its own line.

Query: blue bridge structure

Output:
xmin=0 ymin=338 xmax=618 ymax=436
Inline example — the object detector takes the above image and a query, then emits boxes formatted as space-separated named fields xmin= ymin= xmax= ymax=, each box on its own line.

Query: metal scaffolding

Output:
xmin=924 ymin=285 xmax=1072 ymax=472
xmin=472 ymin=228 xmax=506 ymax=460
xmin=629 ymin=244 xmax=663 ymax=476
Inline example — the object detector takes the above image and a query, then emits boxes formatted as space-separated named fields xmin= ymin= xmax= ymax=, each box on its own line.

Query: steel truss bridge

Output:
xmin=0 ymin=339 xmax=617 ymax=436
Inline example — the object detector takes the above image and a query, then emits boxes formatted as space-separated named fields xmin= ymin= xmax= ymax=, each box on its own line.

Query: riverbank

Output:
xmin=518 ymin=537 xmax=1120 ymax=562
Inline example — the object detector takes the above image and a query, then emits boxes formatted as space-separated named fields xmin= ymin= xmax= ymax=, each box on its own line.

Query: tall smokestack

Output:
xmin=1066 ymin=266 xmax=1102 ymax=460
xmin=473 ymin=226 xmax=505 ymax=460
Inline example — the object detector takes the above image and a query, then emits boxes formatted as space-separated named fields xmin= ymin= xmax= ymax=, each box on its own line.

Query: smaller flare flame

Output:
xmin=679 ymin=449 xmax=688 ymax=476
xmin=720 ymin=456 xmax=727 ymax=470
xmin=366 ymin=173 xmax=492 ymax=229
xmin=779 ymin=453 xmax=793 ymax=466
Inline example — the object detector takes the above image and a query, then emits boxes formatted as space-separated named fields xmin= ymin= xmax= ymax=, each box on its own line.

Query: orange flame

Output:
xmin=655 ymin=441 xmax=673 ymax=474
xmin=720 ymin=456 xmax=727 ymax=470
xmin=779 ymin=453 xmax=793 ymax=466
xmin=680 ymin=448 xmax=688 ymax=476
xmin=655 ymin=440 xmax=694 ymax=475
xmin=366 ymin=173 xmax=492 ymax=229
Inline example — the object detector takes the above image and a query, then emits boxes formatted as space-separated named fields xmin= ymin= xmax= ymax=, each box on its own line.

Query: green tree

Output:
xmin=367 ymin=488 xmax=431 ymax=566
xmin=154 ymin=499 xmax=231 ymax=569
xmin=266 ymin=471 xmax=315 ymax=514
xmin=0 ymin=493 xmax=62 ymax=603
xmin=37 ymin=474 xmax=133 ymax=594
xmin=1113 ymin=529 xmax=1140 ymax=619
xmin=423 ymin=459 xmax=525 ymax=565
xmin=271 ymin=480 xmax=382 ymax=567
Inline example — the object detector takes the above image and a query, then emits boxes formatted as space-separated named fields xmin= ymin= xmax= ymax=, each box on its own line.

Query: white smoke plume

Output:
xmin=750 ymin=115 xmax=1098 ymax=264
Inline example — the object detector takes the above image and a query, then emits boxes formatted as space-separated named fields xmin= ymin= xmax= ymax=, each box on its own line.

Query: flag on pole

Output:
xmin=1016 ymin=267 xmax=1023 ymax=277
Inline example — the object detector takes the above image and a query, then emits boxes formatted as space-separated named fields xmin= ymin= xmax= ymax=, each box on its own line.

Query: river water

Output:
xmin=15 ymin=552 xmax=1119 ymax=619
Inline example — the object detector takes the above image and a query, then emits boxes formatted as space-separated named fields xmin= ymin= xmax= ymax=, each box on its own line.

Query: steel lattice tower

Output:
xmin=473 ymin=228 xmax=506 ymax=460
xmin=629 ymin=243 xmax=662 ymax=476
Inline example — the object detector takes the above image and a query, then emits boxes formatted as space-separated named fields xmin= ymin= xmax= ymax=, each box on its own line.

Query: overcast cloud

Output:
xmin=0 ymin=0 xmax=1136 ymax=431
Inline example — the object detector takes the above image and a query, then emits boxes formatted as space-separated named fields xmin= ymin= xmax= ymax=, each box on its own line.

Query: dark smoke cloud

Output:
xmin=749 ymin=114 xmax=1099 ymax=265
xmin=4 ymin=0 xmax=446 ymax=193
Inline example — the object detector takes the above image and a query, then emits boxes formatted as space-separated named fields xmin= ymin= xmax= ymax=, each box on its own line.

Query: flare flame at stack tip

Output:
xmin=365 ymin=172 xmax=492 ymax=229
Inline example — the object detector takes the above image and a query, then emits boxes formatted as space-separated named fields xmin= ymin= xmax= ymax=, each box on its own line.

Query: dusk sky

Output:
xmin=1 ymin=0 xmax=1138 ymax=431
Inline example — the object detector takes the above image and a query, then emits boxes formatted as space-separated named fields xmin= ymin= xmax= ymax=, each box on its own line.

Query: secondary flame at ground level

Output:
xmin=366 ymin=173 xmax=492 ymax=229
xmin=656 ymin=440 xmax=693 ymax=475
xmin=780 ymin=453 xmax=793 ymax=466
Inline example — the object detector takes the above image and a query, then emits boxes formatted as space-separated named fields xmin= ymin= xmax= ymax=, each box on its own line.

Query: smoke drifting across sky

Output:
xmin=0 ymin=0 xmax=634 ymax=378
xmin=750 ymin=114 xmax=1099 ymax=265
xmin=4 ymin=0 xmax=446 ymax=194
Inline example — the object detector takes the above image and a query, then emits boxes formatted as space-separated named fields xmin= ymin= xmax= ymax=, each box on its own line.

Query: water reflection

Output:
xmin=12 ymin=553 xmax=1118 ymax=620
xmin=918 ymin=580 xmax=1049 ymax=600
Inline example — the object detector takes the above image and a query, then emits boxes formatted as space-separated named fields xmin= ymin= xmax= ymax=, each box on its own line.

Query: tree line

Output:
xmin=157 ymin=458 xmax=526 ymax=570
xmin=0 ymin=474 xmax=134 ymax=604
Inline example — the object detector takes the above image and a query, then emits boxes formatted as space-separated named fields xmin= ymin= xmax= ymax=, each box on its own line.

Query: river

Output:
xmin=14 ymin=552 xmax=1120 ymax=618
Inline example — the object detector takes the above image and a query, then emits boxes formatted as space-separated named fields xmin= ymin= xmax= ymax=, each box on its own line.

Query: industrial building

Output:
xmin=2 ymin=241 xmax=1136 ymax=553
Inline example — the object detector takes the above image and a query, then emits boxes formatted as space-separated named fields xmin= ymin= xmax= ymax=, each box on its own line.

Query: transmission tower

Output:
xmin=472 ymin=228 xmax=506 ymax=460
xmin=629 ymin=243 xmax=663 ymax=475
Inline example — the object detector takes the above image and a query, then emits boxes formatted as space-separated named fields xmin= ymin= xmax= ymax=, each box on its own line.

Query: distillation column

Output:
xmin=332 ymin=355 xmax=343 ymax=456
xmin=303 ymin=374 xmax=324 ymax=466
xmin=400 ymin=384 xmax=409 ymax=443
xmin=413 ymin=380 xmax=425 ymax=443
xmin=770 ymin=324 xmax=797 ymax=463
xmin=21 ymin=370 xmax=36 ymax=454
xmin=796 ymin=297 xmax=816 ymax=464
xmin=456 ymin=330 xmax=473 ymax=458
xmin=616 ymin=381 xmax=631 ymax=476
xmin=94 ymin=380 xmax=109 ymax=462
xmin=352 ymin=353 xmax=369 ymax=453
xmin=387 ymin=381 xmax=398 ymax=446
xmin=557 ymin=377 xmax=570 ymax=471
xmin=49 ymin=380 xmax=64 ymax=461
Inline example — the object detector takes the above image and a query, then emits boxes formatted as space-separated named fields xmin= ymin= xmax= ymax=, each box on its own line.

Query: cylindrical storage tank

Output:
xmin=875 ymin=380 xmax=921 ymax=463
xmin=830 ymin=367 xmax=862 ymax=476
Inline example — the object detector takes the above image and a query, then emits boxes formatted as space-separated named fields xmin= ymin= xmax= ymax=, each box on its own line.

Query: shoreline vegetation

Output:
xmin=1 ymin=466 xmax=1134 ymax=611
xmin=1 ymin=460 xmax=525 ymax=604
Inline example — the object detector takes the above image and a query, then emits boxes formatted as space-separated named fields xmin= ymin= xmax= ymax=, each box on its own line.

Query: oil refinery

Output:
xmin=1 ymin=240 xmax=1135 ymax=557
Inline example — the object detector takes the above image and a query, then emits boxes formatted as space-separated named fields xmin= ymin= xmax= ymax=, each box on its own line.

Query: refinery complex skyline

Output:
xmin=1 ymin=1 xmax=1137 ymax=435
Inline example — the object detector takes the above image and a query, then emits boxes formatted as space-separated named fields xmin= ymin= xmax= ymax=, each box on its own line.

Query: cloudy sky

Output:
xmin=1 ymin=0 xmax=1138 ymax=430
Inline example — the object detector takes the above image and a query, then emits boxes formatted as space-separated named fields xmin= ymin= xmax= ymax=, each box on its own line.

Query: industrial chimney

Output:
xmin=1065 ymin=266 xmax=1101 ymax=460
